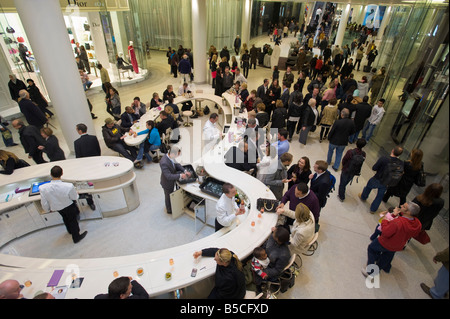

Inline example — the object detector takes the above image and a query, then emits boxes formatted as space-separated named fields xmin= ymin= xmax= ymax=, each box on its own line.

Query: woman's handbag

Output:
xmin=256 ymin=198 xmax=280 ymax=213
xmin=416 ymin=165 xmax=426 ymax=187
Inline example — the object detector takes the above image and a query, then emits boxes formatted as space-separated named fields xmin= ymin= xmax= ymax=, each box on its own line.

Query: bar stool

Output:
xmin=183 ymin=111 xmax=193 ymax=127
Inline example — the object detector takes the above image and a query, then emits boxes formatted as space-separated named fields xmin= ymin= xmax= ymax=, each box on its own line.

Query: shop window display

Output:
xmin=64 ymin=15 xmax=98 ymax=77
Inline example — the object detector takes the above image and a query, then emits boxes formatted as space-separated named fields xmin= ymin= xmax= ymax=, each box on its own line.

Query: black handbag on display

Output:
xmin=256 ymin=198 xmax=280 ymax=213
xmin=6 ymin=26 xmax=15 ymax=33
xmin=85 ymin=43 xmax=91 ymax=50
xmin=83 ymin=23 xmax=90 ymax=31
xmin=3 ymin=37 xmax=12 ymax=44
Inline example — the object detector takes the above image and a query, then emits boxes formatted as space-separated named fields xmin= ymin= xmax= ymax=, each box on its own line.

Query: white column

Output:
xmin=241 ymin=0 xmax=252 ymax=46
xmin=192 ymin=0 xmax=207 ymax=84
xmin=334 ymin=4 xmax=351 ymax=47
xmin=377 ymin=6 xmax=392 ymax=40
xmin=14 ymin=0 xmax=94 ymax=153
xmin=0 ymin=44 xmax=17 ymax=114
xmin=87 ymin=12 xmax=110 ymax=68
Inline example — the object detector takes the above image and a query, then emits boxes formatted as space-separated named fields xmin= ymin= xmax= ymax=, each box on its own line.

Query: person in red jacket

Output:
xmin=363 ymin=201 xmax=422 ymax=276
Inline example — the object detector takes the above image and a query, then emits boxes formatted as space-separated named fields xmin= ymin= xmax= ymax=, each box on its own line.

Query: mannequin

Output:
xmin=116 ymin=52 xmax=134 ymax=79
xmin=128 ymin=41 xmax=139 ymax=74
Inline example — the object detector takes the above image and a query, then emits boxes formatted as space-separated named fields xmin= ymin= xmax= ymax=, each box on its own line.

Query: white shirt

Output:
xmin=235 ymin=73 xmax=247 ymax=84
xmin=216 ymin=193 xmax=239 ymax=227
xmin=40 ymin=180 xmax=79 ymax=212
xmin=178 ymin=85 xmax=191 ymax=96
xmin=368 ymin=105 xmax=385 ymax=125
xmin=203 ymin=120 xmax=220 ymax=142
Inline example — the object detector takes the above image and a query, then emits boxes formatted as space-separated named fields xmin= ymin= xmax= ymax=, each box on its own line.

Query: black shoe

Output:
xmin=74 ymin=231 xmax=88 ymax=243
xmin=420 ymin=283 xmax=433 ymax=298
xmin=89 ymin=203 xmax=96 ymax=211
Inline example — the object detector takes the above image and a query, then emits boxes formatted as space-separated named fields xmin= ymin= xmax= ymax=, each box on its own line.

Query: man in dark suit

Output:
xmin=18 ymin=89 xmax=47 ymax=129
xmin=349 ymin=96 xmax=372 ymax=143
xmin=219 ymin=46 xmax=230 ymax=63
xmin=74 ymin=123 xmax=100 ymax=210
xmin=256 ymin=79 xmax=270 ymax=100
xmin=280 ymin=81 xmax=290 ymax=108
xmin=310 ymin=160 xmax=333 ymax=209
xmin=12 ymin=119 xmax=46 ymax=164
xmin=120 ymin=106 xmax=140 ymax=131
xmin=160 ymin=145 xmax=190 ymax=214
xmin=74 ymin=123 xmax=101 ymax=158
xmin=94 ymin=277 xmax=149 ymax=299
xmin=327 ymin=108 xmax=356 ymax=171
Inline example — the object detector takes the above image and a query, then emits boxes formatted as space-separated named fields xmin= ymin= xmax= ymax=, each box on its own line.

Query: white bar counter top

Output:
xmin=0 ymin=96 xmax=277 ymax=299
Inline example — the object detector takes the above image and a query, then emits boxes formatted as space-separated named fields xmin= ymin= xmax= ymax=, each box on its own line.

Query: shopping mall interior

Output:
xmin=0 ymin=0 xmax=448 ymax=300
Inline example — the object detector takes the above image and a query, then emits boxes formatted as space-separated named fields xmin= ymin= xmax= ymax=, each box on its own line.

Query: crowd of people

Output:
xmin=1 ymin=13 xmax=447 ymax=300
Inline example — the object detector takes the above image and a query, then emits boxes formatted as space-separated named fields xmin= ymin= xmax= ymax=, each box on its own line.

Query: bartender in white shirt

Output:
xmin=178 ymin=82 xmax=194 ymax=112
xmin=215 ymin=183 xmax=245 ymax=231
xmin=203 ymin=113 xmax=222 ymax=152
xmin=39 ymin=165 xmax=88 ymax=244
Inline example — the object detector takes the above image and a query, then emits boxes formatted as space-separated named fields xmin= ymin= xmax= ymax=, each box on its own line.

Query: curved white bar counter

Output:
xmin=0 ymin=94 xmax=277 ymax=299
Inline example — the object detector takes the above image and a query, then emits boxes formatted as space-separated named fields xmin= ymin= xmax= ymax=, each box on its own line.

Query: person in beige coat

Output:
xmin=276 ymin=203 xmax=316 ymax=255
xmin=319 ymin=97 xmax=339 ymax=142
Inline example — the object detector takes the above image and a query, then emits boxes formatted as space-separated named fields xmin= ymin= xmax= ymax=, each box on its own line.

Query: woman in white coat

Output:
xmin=276 ymin=203 xmax=315 ymax=255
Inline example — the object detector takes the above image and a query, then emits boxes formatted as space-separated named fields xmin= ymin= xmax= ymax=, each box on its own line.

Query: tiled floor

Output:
xmin=1 ymin=33 xmax=448 ymax=299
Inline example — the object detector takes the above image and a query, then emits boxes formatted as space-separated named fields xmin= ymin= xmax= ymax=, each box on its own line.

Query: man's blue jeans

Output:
xmin=362 ymin=122 xmax=376 ymax=142
xmin=361 ymin=177 xmax=387 ymax=212
xmin=367 ymin=237 xmax=396 ymax=273
xmin=348 ymin=130 xmax=361 ymax=144
xmin=327 ymin=143 xmax=346 ymax=170
xmin=430 ymin=265 xmax=449 ymax=299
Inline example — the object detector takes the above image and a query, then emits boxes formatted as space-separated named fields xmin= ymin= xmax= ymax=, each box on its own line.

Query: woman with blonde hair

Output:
xmin=0 ymin=150 xmax=29 ymax=175
xmin=210 ymin=54 xmax=218 ymax=88
xmin=164 ymin=105 xmax=177 ymax=121
xmin=193 ymin=247 xmax=246 ymax=299
xmin=277 ymin=203 xmax=316 ymax=254
xmin=383 ymin=148 xmax=424 ymax=206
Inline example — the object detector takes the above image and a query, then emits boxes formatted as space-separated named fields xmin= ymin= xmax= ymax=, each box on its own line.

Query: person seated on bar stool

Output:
xmin=129 ymin=120 xmax=161 ymax=165
xmin=120 ymin=106 xmax=140 ymax=132
xmin=178 ymin=82 xmax=195 ymax=115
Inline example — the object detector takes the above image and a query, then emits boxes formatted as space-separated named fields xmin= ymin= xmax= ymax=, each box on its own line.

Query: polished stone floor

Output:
xmin=1 ymin=33 xmax=448 ymax=299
